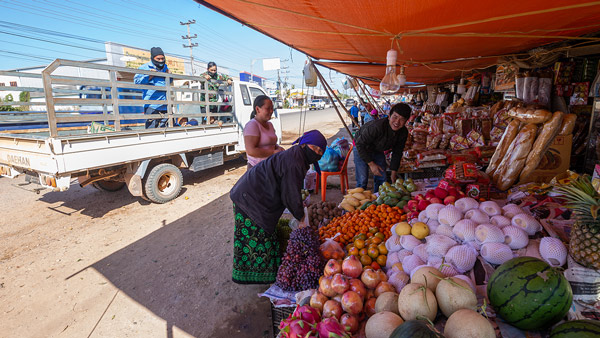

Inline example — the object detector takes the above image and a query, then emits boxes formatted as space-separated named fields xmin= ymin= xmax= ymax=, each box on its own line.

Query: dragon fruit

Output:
xmin=292 ymin=305 xmax=321 ymax=326
xmin=316 ymin=317 xmax=351 ymax=338
xmin=279 ymin=318 xmax=317 ymax=338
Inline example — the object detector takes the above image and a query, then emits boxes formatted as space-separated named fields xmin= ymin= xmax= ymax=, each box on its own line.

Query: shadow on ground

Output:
xmin=36 ymin=156 xmax=247 ymax=219
xmin=90 ymin=192 xmax=272 ymax=338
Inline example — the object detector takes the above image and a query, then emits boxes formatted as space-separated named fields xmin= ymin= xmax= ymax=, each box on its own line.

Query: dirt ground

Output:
xmin=0 ymin=112 xmax=359 ymax=338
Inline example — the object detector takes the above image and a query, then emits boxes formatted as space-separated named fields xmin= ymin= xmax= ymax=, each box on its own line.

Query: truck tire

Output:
xmin=143 ymin=163 xmax=183 ymax=203
xmin=92 ymin=180 xmax=126 ymax=192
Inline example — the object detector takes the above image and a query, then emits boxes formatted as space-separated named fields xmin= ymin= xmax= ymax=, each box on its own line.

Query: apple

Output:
xmin=434 ymin=187 xmax=448 ymax=199
xmin=430 ymin=197 xmax=442 ymax=204
xmin=425 ymin=190 xmax=436 ymax=200
xmin=447 ymin=188 xmax=460 ymax=198
xmin=417 ymin=200 xmax=431 ymax=211
xmin=415 ymin=194 xmax=425 ymax=201
xmin=403 ymin=205 xmax=411 ymax=214
xmin=444 ymin=195 xmax=457 ymax=205
xmin=408 ymin=211 xmax=419 ymax=220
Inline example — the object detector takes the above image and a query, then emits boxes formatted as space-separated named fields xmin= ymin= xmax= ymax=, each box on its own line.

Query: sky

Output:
xmin=0 ymin=0 xmax=349 ymax=92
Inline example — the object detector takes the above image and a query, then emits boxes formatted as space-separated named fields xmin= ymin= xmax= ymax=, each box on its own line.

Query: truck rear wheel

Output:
xmin=143 ymin=163 xmax=183 ymax=203
xmin=92 ymin=180 xmax=126 ymax=192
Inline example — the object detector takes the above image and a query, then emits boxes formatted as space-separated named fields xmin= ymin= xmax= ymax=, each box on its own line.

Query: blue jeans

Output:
xmin=354 ymin=151 xmax=387 ymax=193
xmin=144 ymin=107 xmax=168 ymax=129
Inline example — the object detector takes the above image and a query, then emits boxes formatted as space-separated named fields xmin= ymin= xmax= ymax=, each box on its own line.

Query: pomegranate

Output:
xmin=332 ymin=293 xmax=343 ymax=303
xmin=341 ymin=290 xmax=363 ymax=315
xmin=374 ymin=281 xmax=396 ymax=297
xmin=349 ymin=278 xmax=367 ymax=300
xmin=309 ymin=292 xmax=328 ymax=313
xmin=361 ymin=268 xmax=381 ymax=289
xmin=342 ymin=255 xmax=362 ymax=278
xmin=377 ymin=269 xmax=388 ymax=282
xmin=324 ymin=259 xmax=342 ymax=277
xmin=322 ymin=300 xmax=343 ymax=320
xmin=319 ymin=276 xmax=336 ymax=297
xmin=331 ymin=273 xmax=350 ymax=295
xmin=364 ymin=297 xmax=377 ymax=317
xmin=340 ymin=313 xmax=360 ymax=333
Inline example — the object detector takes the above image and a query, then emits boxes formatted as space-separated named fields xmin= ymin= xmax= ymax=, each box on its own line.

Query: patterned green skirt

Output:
xmin=232 ymin=204 xmax=281 ymax=284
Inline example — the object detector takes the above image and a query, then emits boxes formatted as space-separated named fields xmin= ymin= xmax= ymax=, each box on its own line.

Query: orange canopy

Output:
xmin=196 ymin=0 xmax=600 ymax=84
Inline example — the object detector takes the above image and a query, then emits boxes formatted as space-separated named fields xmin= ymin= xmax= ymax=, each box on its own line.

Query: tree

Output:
xmin=0 ymin=94 xmax=19 ymax=111
xmin=19 ymin=91 xmax=30 ymax=102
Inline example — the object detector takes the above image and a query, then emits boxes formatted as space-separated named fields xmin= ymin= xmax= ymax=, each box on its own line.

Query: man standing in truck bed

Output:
xmin=134 ymin=47 xmax=170 ymax=129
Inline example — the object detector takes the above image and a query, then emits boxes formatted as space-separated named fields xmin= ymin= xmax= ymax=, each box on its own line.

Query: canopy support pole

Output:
xmin=357 ymin=78 xmax=384 ymax=113
xmin=313 ymin=66 xmax=356 ymax=141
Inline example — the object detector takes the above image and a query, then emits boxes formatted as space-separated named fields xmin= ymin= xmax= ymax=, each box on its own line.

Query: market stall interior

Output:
xmin=197 ymin=1 xmax=600 ymax=337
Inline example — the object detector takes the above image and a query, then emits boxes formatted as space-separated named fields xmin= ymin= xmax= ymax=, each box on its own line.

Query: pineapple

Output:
xmin=556 ymin=175 xmax=600 ymax=270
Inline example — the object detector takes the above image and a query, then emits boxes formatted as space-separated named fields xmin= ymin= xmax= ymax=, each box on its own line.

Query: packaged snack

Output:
xmin=426 ymin=134 xmax=442 ymax=149
xmin=466 ymin=130 xmax=485 ymax=147
xmin=449 ymin=135 xmax=470 ymax=151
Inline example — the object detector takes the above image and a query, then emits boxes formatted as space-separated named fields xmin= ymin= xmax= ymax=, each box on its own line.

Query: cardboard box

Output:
xmin=521 ymin=134 xmax=572 ymax=184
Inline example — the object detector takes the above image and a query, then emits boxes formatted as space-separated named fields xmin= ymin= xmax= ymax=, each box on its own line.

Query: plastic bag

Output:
xmin=320 ymin=234 xmax=345 ymax=260
xmin=317 ymin=146 xmax=341 ymax=172
xmin=331 ymin=137 xmax=350 ymax=159
xmin=303 ymin=60 xmax=317 ymax=87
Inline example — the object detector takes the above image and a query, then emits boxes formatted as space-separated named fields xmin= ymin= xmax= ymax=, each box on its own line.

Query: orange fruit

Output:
xmin=377 ymin=243 xmax=388 ymax=255
xmin=354 ymin=233 xmax=366 ymax=241
xmin=374 ymin=232 xmax=385 ymax=240
xmin=369 ymin=227 xmax=378 ymax=234
xmin=368 ymin=247 xmax=379 ymax=259
xmin=348 ymin=246 xmax=359 ymax=256
xmin=371 ymin=237 xmax=383 ymax=245
xmin=371 ymin=261 xmax=381 ymax=270
xmin=360 ymin=254 xmax=372 ymax=266
xmin=359 ymin=248 xmax=368 ymax=256
xmin=354 ymin=239 xmax=365 ymax=249
xmin=376 ymin=255 xmax=387 ymax=266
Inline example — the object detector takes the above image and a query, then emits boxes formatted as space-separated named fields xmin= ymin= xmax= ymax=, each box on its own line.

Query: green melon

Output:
xmin=487 ymin=256 xmax=573 ymax=330
xmin=389 ymin=320 xmax=445 ymax=338
xmin=550 ymin=319 xmax=600 ymax=337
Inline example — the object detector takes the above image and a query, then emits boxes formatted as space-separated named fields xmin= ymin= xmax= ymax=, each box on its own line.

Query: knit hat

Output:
xmin=293 ymin=130 xmax=327 ymax=152
xmin=150 ymin=47 xmax=164 ymax=59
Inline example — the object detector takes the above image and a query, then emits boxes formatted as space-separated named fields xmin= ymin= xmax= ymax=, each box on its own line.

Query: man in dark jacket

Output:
xmin=354 ymin=103 xmax=411 ymax=193
xmin=229 ymin=130 xmax=326 ymax=284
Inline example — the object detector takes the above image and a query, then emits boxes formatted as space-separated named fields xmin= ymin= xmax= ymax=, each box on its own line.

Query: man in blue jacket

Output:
xmin=134 ymin=47 xmax=170 ymax=128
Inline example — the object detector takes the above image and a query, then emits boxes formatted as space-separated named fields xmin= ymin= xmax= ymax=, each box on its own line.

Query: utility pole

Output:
xmin=180 ymin=20 xmax=198 ymax=75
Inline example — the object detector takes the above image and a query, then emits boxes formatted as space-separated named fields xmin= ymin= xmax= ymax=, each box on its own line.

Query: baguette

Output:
xmin=519 ymin=111 xmax=564 ymax=183
xmin=558 ymin=113 xmax=576 ymax=135
xmin=493 ymin=124 xmax=524 ymax=184
xmin=512 ymin=109 xmax=552 ymax=124
xmin=486 ymin=119 xmax=520 ymax=176
xmin=496 ymin=124 xmax=538 ymax=190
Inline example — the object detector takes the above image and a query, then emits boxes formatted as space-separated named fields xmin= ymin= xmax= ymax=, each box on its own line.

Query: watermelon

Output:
xmin=487 ymin=256 xmax=573 ymax=330
xmin=389 ymin=320 xmax=444 ymax=338
xmin=550 ymin=319 xmax=600 ymax=337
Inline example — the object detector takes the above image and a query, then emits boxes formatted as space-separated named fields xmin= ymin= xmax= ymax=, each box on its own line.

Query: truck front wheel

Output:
xmin=143 ymin=163 xmax=183 ymax=203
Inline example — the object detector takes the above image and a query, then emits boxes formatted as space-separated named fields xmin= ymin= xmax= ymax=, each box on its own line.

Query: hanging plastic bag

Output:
xmin=304 ymin=60 xmax=317 ymax=87
xmin=317 ymin=146 xmax=341 ymax=172
xmin=320 ymin=234 xmax=345 ymax=260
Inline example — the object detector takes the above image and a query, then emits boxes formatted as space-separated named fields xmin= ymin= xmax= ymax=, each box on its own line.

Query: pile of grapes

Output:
xmin=275 ymin=226 xmax=325 ymax=291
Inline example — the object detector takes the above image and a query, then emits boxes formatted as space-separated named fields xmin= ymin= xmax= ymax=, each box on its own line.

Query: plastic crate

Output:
xmin=271 ymin=303 xmax=295 ymax=338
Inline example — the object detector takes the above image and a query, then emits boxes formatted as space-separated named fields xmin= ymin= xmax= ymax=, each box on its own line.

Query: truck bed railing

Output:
xmin=0 ymin=59 xmax=234 ymax=137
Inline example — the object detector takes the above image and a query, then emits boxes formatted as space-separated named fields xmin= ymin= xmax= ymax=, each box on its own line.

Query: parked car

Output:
xmin=309 ymin=99 xmax=326 ymax=110
xmin=274 ymin=99 xmax=283 ymax=108
xmin=345 ymin=99 xmax=355 ymax=107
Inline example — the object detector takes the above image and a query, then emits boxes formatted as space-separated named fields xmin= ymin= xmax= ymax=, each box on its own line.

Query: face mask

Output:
xmin=302 ymin=145 xmax=322 ymax=164
xmin=152 ymin=59 xmax=165 ymax=69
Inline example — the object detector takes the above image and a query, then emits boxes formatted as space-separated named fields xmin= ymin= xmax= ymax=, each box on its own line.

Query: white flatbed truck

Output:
xmin=0 ymin=59 xmax=281 ymax=203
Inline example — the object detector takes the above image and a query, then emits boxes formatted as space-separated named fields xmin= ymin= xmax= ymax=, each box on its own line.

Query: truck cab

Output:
xmin=309 ymin=99 xmax=326 ymax=110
